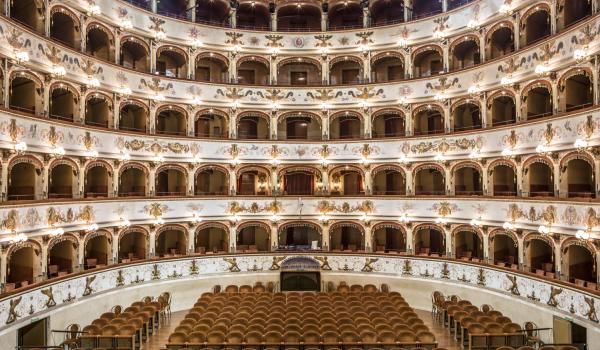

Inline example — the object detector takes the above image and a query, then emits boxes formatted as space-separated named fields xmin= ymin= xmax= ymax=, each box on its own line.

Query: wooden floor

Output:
xmin=147 ymin=310 xmax=461 ymax=350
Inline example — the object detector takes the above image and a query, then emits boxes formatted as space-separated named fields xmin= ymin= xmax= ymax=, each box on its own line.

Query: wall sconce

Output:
xmin=534 ymin=64 xmax=550 ymax=77
xmin=229 ymin=214 xmax=241 ymax=225
xmin=230 ymin=157 xmax=241 ymax=168
xmin=398 ymin=214 xmax=411 ymax=223
xmin=52 ymin=146 xmax=66 ymax=158
xmin=154 ymin=93 xmax=166 ymax=102
xmin=433 ymin=30 xmax=445 ymax=39
xmin=434 ymin=153 xmax=446 ymax=162
xmin=154 ymin=217 xmax=165 ymax=225
xmin=153 ymin=30 xmax=166 ymax=41
xmin=398 ymin=154 xmax=410 ymax=165
xmin=52 ymin=65 xmax=67 ymax=77
xmin=10 ymin=233 xmax=28 ymax=243
xmin=538 ymin=225 xmax=550 ymax=235
xmin=86 ymin=149 xmax=99 ymax=160
xmin=270 ymin=47 xmax=280 ymax=58
xmin=500 ymin=76 xmax=512 ymax=86
xmin=435 ymin=217 xmax=449 ymax=224
xmin=14 ymin=141 xmax=27 ymax=154
xmin=49 ymin=227 xmax=65 ymax=237
xmin=270 ymin=214 xmax=280 ymax=224
xmin=359 ymin=213 xmax=370 ymax=224
xmin=467 ymin=20 xmax=479 ymax=29
xmin=467 ymin=85 xmax=481 ymax=96
xmin=470 ymin=218 xmax=481 ymax=227
xmin=191 ymin=97 xmax=203 ymax=106
xmin=434 ymin=93 xmax=447 ymax=102
xmin=87 ymin=4 xmax=101 ymax=16
xmin=575 ymin=229 xmax=591 ymax=240
xmin=573 ymin=48 xmax=588 ymax=63
xmin=502 ymin=222 xmax=515 ymax=230
xmin=120 ymin=152 xmax=131 ymax=161
xmin=118 ymin=219 xmax=131 ymax=228
xmin=320 ymin=158 xmax=329 ymax=169
xmin=359 ymin=44 xmax=369 ymax=57
xmin=269 ymin=158 xmax=280 ymax=168
xmin=120 ymin=19 xmax=133 ymax=30
xmin=191 ymin=214 xmax=202 ymax=224
xmin=318 ymin=214 xmax=329 ymax=224
xmin=574 ymin=138 xmax=590 ymax=151
xmin=153 ymin=154 xmax=164 ymax=164
xmin=468 ymin=150 xmax=481 ymax=160
xmin=535 ymin=144 xmax=549 ymax=155
xmin=87 ymin=77 xmax=101 ymax=88
xmin=501 ymin=148 xmax=514 ymax=158
xmin=86 ymin=223 xmax=99 ymax=232
xmin=191 ymin=39 xmax=204 ymax=48
xmin=499 ymin=3 xmax=512 ymax=15
xmin=397 ymin=38 xmax=409 ymax=48
xmin=120 ymin=87 xmax=132 ymax=96
xmin=320 ymin=47 xmax=328 ymax=59
xmin=15 ymin=51 xmax=30 ymax=63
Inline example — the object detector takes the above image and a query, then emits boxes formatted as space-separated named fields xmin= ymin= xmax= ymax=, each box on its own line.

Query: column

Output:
xmin=479 ymin=35 xmax=486 ymax=63
xmin=517 ymin=237 xmax=524 ymax=268
xmin=551 ymin=82 xmax=559 ymax=114
xmin=515 ymin=90 xmax=523 ymax=121
xmin=78 ymin=166 xmax=85 ymax=198
xmin=363 ymin=110 xmax=372 ymax=138
xmin=321 ymin=168 xmax=329 ymax=193
xmin=364 ymin=225 xmax=372 ymax=252
xmin=321 ymin=12 xmax=328 ymax=31
xmin=150 ymin=42 xmax=157 ymax=74
xmin=513 ymin=15 xmax=521 ymax=51
xmin=554 ymin=242 xmax=561 ymax=278
xmin=42 ymin=165 xmax=49 ymax=199
xmin=151 ymin=0 xmax=158 ymax=13
xmin=271 ymin=13 xmax=277 ymax=31
xmin=405 ymin=108 xmax=413 ymax=136
xmin=149 ymin=106 xmax=157 ymax=134
xmin=270 ymin=115 xmax=277 ymax=140
xmin=270 ymin=58 xmax=278 ymax=85
xmin=40 ymin=244 xmax=48 ymax=280
xmin=229 ymin=225 xmax=237 ymax=252
xmin=229 ymin=110 xmax=237 ymax=138
xmin=481 ymin=164 xmax=489 ymax=195
xmin=78 ymin=238 xmax=85 ymax=269
xmin=553 ymin=162 xmax=560 ymax=197
xmin=0 ymin=163 xmax=8 ymax=200
xmin=271 ymin=168 xmax=279 ymax=194
xmin=404 ymin=167 xmax=413 ymax=195
xmin=270 ymin=224 xmax=278 ymax=251
xmin=442 ymin=0 xmax=448 ymax=12
xmin=443 ymin=226 xmax=452 ymax=256
xmin=445 ymin=166 xmax=452 ymax=195
xmin=187 ymin=227 xmax=195 ymax=254
xmin=113 ymin=165 xmax=120 ymax=196
xmin=443 ymin=103 xmax=451 ymax=133
xmin=114 ymin=35 xmax=121 ymax=65
xmin=229 ymin=55 xmax=238 ymax=83
xmin=593 ymin=58 xmax=599 ymax=105
xmin=149 ymin=230 xmax=156 ymax=257
xmin=3 ymin=62 xmax=9 ymax=108
xmin=405 ymin=226 xmax=413 ymax=253
xmin=594 ymin=159 xmax=600 ymax=196
xmin=188 ymin=49 xmax=195 ymax=80
xmin=480 ymin=94 xmax=488 ymax=128
xmin=550 ymin=3 xmax=557 ymax=35
xmin=482 ymin=230 xmax=489 ymax=261
xmin=516 ymin=164 xmax=524 ymax=196
xmin=148 ymin=167 xmax=156 ymax=196
xmin=188 ymin=168 xmax=195 ymax=195
xmin=0 ymin=253 xmax=6 ymax=283
xmin=364 ymin=168 xmax=372 ymax=195
xmin=363 ymin=7 xmax=369 ymax=28
xmin=363 ymin=54 xmax=371 ymax=83
xmin=404 ymin=0 xmax=412 ymax=22
xmin=230 ymin=8 xmax=237 ymax=29
xmin=322 ymin=58 xmax=329 ymax=84
xmin=229 ymin=168 xmax=237 ymax=195
xmin=188 ymin=0 xmax=196 ymax=22
xmin=322 ymin=224 xmax=330 ymax=251
xmin=188 ymin=109 xmax=195 ymax=137
xmin=442 ymin=45 xmax=450 ymax=72
xmin=323 ymin=113 xmax=330 ymax=140
xmin=403 ymin=52 xmax=412 ymax=79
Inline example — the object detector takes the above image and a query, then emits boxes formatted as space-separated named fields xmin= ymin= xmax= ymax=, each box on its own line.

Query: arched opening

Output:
xmin=237 ymin=168 xmax=270 ymax=195
xmin=195 ymin=0 xmax=230 ymax=26
xmin=156 ymin=167 xmax=187 ymax=196
xmin=155 ymin=228 xmax=187 ymax=257
xmin=10 ymin=75 xmax=41 ymax=115
xmin=487 ymin=25 xmax=514 ymax=59
xmin=450 ymin=40 xmax=480 ymax=71
xmin=491 ymin=233 xmax=518 ymax=267
xmin=85 ymin=234 xmax=111 ymax=269
xmin=237 ymin=58 xmax=269 ymax=85
xmin=120 ymin=38 xmax=150 ymax=72
xmin=278 ymin=113 xmax=321 ymax=140
xmin=414 ymin=226 xmax=445 ymax=256
xmin=50 ymin=85 xmax=77 ymax=122
xmin=524 ymin=86 xmax=552 ymax=120
xmin=157 ymin=0 xmax=187 ymax=18
xmin=85 ymin=165 xmax=109 ymax=198
xmin=490 ymin=163 xmax=517 ymax=196
xmin=10 ymin=0 xmax=44 ymax=34
xmin=330 ymin=168 xmax=364 ymax=196
xmin=7 ymin=245 xmax=39 ymax=288
xmin=237 ymin=225 xmax=270 ymax=252
xmin=414 ymin=108 xmax=444 ymax=135
xmin=279 ymin=224 xmax=321 ymax=249
xmin=50 ymin=11 xmax=79 ymax=49
xmin=330 ymin=113 xmax=362 ymax=139
xmin=282 ymin=169 xmax=316 ymax=195
xmin=562 ymin=243 xmax=595 ymax=286
xmin=195 ymin=225 xmax=228 ymax=254
xmin=195 ymin=54 xmax=229 ymax=83
xmin=237 ymin=115 xmax=270 ymax=139
xmin=412 ymin=0 xmax=442 ymax=19
xmin=454 ymin=230 xmax=482 ymax=261
xmin=562 ymin=74 xmax=593 ymax=112
xmin=372 ymin=167 xmax=406 ymax=195
xmin=330 ymin=58 xmax=362 ymax=85
xmin=372 ymin=112 xmax=405 ymax=138
xmin=563 ymin=158 xmax=595 ymax=198
xmin=452 ymin=102 xmax=481 ymax=131
xmin=85 ymin=95 xmax=110 ymax=128
xmin=195 ymin=112 xmax=228 ymax=138
xmin=490 ymin=94 xmax=516 ymax=126
xmin=49 ymin=163 xmax=76 ymax=199
xmin=236 ymin=2 xmax=270 ymax=30
xmin=330 ymin=224 xmax=364 ymax=251
xmin=8 ymin=161 xmax=40 ymax=200
xmin=373 ymin=225 xmax=405 ymax=253
xmin=526 ymin=161 xmax=554 ymax=197
xmin=525 ymin=237 xmax=554 ymax=276
xmin=119 ymin=102 xmax=147 ymax=133
xmin=195 ymin=167 xmax=229 ymax=195
xmin=277 ymin=4 xmax=321 ymax=31
xmin=522 ymin=10 xmax=551 ymax=46
xmin=329 ymin=2 xmax=363 ymax=29
xmin=371 ymin=55 xmax=404 ymax=83
xmin=277 ymin=58 xmax=322 ymax=86
xmin=454 ymin=166 xmax=482 ymax=195
xmin=413 ymin=49 xmax=443 ymax=77
xmin=156 ymin=107 xmax=187 ymax=136
xmin=370 ymin=0 xmax=404 ymax=26
xmin=85 ymin=25 xmax=113 ymax=61
xmin=119 ymin=166 xmax=146 ymax=196
xmin=119 ymin=230 xmax=147 ymax=262
xmin=156 ymin=48 xmax=187 ymax=78
xmin=414 ymin=166 xmax=445 ymax=195
xmin=47 ymin=239 xmax=77 ymax=278
xmin=559 ymin=0 xmax=591 ymax=30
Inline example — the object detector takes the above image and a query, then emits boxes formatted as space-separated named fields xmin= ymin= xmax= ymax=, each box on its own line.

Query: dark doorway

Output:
xmin=280 ymin=272 xmax=320 ymax=291
xmin=18 ymin=317 xmax=48 ymax=347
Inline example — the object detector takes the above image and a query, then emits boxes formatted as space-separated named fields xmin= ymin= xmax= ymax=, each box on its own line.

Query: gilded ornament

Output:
xmin=6 ymin=297 xmax=21 ymax=324
xmin=315 ymin=256 xmax=332 ymax=270
xmin=269 ymin=257 xmax=285 ymax=270
xmin=584 ymin=297 xmax=598 ymax=323
xmin=189 ymin=260 xmax=199 ymax=275
xmin=402 ymin=260 xmax=412 ymax=275
xmin=361 ymin=258 xmax=378 ymax=272
xmin=477 ymin=268 xmax=486 ymax=286
xmin=83 ymin=276 xmax=95 ymax=296
xmin=41 ymin=287 xmax=56 ymax=308
xmin=506 ymin=274 xmax=520 ymax=295
xmin=116 ymin=270 xmax=124 ymax=286
xmin=547 ymin=286 xmax=562 ymax=307
xmin=151 ymin=264 xmax=160 ymax=280
xmin=224 ymin=257 xmax=241 ymax=272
